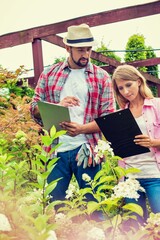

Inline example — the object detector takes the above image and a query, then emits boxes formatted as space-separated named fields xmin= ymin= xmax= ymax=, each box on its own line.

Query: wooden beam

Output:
xmin=125 ymin=58 xmax=160 ymax=67
xmin=0 ymin=1 xmax=160 ymax=49
xmin=140 ymin=71 xmax=160 ymax=85
xmin=42 ymin=35 xmax=121 ymax=67
xmin=102 ymin=65 xmax=160 ymax=84
xmin=42 ymin=35 xmax=160 ymax=68
xmin=32 ymin=39 xmax=44 ymax=86
xmin=42 ymin=35 xmax=160 ymax=84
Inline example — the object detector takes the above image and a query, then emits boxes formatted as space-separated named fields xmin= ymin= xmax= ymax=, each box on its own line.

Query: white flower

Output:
xmin=46 ymin=230 xmax=57 ymax=240
xmin=111 ymin=177 xmax=145 ymax=201
xmin=87 ymin=227 xmax=105 ymax=240
xmin=0 ymin=213 xmax=12 ymax=231
xmin=94 ymin=140 xmax=114 ymax=164
xmin=65 ymin=183 xmax=79 ymax=199
xmin=65 ymin=189 xmax=73 ymax=199
xmin=146 ymin=212 xmax=160 ymax=226
xmin=55 ymin=213 xmax=72 ymax=225
xmin=82 ymin=173 xmax=91 ymax=182
xmin=65 ymin=183 xmax=78 ymax=199
xmin=55 ymin=213 xmax=66 ymax=222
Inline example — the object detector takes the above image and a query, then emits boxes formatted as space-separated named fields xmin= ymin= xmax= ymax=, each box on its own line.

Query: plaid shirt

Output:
xmin=30 ymin=60 xmax=116 ymax=150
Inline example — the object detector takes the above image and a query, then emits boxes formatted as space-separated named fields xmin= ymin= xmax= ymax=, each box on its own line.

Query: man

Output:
xmin=30 ymin=23 xmax=115 ymax=218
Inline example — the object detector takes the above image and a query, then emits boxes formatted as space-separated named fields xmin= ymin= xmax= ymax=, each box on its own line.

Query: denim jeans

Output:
xmin=47 ymin=145 xmax=101 ymax=202
xmin=125 ymin=178 xmax=160 ymax=223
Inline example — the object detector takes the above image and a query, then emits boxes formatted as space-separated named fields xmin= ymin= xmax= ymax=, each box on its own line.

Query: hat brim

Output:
xmin=63 ymin=37 xmax=97 ymax=47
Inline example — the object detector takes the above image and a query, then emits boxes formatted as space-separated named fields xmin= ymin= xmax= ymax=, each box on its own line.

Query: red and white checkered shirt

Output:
xmin=30 ymin=60 xmax=116 ymax=151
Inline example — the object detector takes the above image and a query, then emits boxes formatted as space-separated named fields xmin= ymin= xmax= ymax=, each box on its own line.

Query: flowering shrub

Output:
xmin=0 ymin=68 xmax=160 ymax=239
xmin=111 ymin=177 xmax=145 ymax=201
xmin=0 ymin=128 xmax=160 ymax=239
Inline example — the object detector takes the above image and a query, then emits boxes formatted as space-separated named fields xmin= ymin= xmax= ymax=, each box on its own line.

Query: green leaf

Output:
xmin=33 ymin=144 xmax=42 ymax=151
xmin=38 ymin=154 xmax=48 ymax=163
xmin=125 ymin=167 xmax=141 ymax=175
xmin=50 ymin=125 xmax=56 ymax=138
xmin=94 ymin=176 xmax=115 ymax=188
xmin=41 ymin=135 xmax=52 ymax=146
xmin=54 ymin=129 xmax=67 ymax=138
xmin=49 ymin=143 xmax=62 ymax=154
xmin=113 ymin=166 xmax=126 ymax=178
xmin=122 ymin=203 xmax=143 ymax=216
xmin=87 ymin=201 xmax=100 ymax=214
xmin=96 ymin=184 xmax=114 ymax=192
xmin=44 ymin=178 xmax=62 ymax=198
xmin=47 ymin=157 xmax=59 ymax=168
xmin=41 ymin=171 xmax=50 ymax=179
xmin=34 ymin=214 xmax=49 ymax=231
xmin=111 ymin=214 xmax=122 ymax=227
xmin=79 ymin=187 xmax=93 ymax=196
xmin=44 ymin=182 xmax=57 ymax=197
xmin=29 ymin=182 xmax=42 ymax=189
xmin=37 ymin=174 xmax=45 ymax=186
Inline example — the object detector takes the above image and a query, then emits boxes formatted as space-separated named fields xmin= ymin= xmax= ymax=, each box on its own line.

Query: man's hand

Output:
xmin=60 ymin=121 xmax=82 ymax=137
xmin=59 ymin=96 xmax=80 ymax=107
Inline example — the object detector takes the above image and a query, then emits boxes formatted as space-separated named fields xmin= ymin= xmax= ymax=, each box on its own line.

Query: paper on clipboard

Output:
xmin=37 ymin=101 xmax=71 ymax=131
xmin=95 ymin=108 xmax=150 ymax=158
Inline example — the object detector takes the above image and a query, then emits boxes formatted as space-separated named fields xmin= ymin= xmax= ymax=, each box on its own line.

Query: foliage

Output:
xmin=124 ymin=34 xmax=159 ymax=77
xmin=0 ymin=94 xmax=41 ymax=152
xmin=0 ymin=65 xmax=34 ymax=98
xmin=53 ymin=57 xmax=66 ymax=64
xmin=91 ymin=41 xmax=121 ymax=66
xmin=0 ymin=66 xmax=41 ymax=151
xmin=124 ymin=34 xmax=147 ymax=72
xmin=124 ymin=34 xmax=159 ymax=96
xmin=0 ymin=66 xmax=160 ymax=239
xmin=0 ymin=129 xmax=160 ymax=239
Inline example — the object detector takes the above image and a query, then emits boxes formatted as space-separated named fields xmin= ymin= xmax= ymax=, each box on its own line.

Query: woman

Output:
xmin=112 ymin=64 xmax=160 ymax=224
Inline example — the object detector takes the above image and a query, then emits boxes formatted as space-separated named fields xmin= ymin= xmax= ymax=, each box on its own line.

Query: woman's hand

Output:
xmin=134 ymin=134 xmax=152 ymax=148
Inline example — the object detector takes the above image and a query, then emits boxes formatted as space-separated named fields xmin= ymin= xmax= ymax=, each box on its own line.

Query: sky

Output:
xmin=0 ymin=0 xmax=160 ymax=76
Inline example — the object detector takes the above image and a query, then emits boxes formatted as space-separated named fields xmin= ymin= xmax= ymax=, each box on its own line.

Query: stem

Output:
xmin=111 ymin=214 xmax=119 ymax=240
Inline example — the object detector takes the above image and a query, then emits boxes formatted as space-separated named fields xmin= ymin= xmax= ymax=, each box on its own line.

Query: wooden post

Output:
xmin=157 ymin=84 xmax=160 ymax=97
xmin=32 ymin=39 xmax=44 ymax=87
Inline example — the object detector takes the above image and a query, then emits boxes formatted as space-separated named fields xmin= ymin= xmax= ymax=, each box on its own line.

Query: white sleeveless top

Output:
xmin=57 ymin=68 xmax=88 ymax=152
xmin=125 ymin=115 xmax=160 ymax=178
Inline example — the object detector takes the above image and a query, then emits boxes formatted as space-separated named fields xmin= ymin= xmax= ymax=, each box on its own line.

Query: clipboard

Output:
xmin=37 ymin=101 xmax=71 ymax=131
xmin=95 ymin=108 xmax=150 ymax=158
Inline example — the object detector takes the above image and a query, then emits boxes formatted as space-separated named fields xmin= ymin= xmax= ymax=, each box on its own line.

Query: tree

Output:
xmin=124 ymin=34 xmax=159 ymax=96
xmin=145 ymin=46 xmax=158 ymax=78
xmin=124 ymin=34 xmax=147 ymax=72
xmin=91 ymin=41 xmax=121 ymax=66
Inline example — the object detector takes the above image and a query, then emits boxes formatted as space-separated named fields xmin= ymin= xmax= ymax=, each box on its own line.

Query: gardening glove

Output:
xmin=76 ymin=143 xmax=96 ymax=169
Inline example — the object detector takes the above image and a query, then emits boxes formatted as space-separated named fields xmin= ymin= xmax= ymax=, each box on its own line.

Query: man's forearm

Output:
xmin=81 ymin=121 xmax=100 ymax=134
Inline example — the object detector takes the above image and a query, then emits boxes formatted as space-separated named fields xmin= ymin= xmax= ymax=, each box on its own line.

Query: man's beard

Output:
xmin=71 ymin=53 xmax=88 ymax=67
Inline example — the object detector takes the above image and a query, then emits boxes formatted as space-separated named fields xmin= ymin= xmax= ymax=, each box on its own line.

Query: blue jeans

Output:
xmin=125 ymin=178 xmax=160 ymax=223
xmin=47 ymin=146 xmax=101 ymax=202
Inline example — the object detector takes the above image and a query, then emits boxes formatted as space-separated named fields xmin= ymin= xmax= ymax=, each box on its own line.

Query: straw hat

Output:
xmin=63 ymin=23 xmax=96 ymax=47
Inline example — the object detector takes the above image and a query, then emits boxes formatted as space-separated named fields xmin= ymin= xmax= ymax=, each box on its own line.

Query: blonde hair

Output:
xmin=112 ymin=64 xmax=154 ymax=108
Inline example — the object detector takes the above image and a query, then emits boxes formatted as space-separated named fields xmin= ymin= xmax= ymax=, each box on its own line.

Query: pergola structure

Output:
xmin=0 ymin=1 xmax=160 ymax=93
